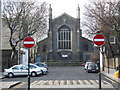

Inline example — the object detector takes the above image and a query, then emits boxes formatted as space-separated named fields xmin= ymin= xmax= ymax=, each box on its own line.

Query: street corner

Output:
xmin=0 ymin=81 xmax=21 ymax=89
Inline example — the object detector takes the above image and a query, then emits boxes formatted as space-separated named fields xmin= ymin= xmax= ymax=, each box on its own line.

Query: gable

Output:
xmin=52 ymin=13 xmax=76 ymax=30
xmin=53 ymin=13 xmax=76 ymax=25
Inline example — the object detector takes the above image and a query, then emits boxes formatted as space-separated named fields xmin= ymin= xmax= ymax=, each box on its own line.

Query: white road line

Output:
xmin=84 ymin=80 xmax=91 ymax=84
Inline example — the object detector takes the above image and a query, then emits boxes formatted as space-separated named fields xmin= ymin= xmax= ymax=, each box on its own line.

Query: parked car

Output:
xmin=81 ymin=63 xmax=85 ymax=66
xmin=86 ymin=63 xmax=99 ymax=73
xmin=24 ymin=63 xmax=48 ymax=75
xmin=84 ymin=62 xmax=92 ymax=70
xmin=34 ymin=62 xmax=48 ymax=70
xmin=3 ymin=64 xmax=42 ymax=78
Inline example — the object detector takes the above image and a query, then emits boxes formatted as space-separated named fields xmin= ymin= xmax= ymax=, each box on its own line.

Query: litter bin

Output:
xmin=114 ymin=71 xmax=119 ymax=78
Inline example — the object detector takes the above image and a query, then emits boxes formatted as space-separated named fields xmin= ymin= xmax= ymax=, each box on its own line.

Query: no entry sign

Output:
xmin=93 ymin=34 xmax=105 ymax=46
xmin=23 ymin=37 xmax=35 ymax=48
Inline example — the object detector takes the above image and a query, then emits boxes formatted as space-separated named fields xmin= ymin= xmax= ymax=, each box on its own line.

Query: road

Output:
xmin=2 ymin=66 xmax=118 ymax=89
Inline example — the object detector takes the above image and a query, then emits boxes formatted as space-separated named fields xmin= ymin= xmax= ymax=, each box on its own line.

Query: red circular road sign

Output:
xmin=23 ymin=37 xmax=35 ymax=48
xmin=93 ymin=34 xmax=105 ymax=46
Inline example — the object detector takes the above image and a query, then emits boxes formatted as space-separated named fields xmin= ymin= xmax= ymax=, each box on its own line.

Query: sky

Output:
xmin=3 ymin=0 xmax=118 ymax=40
xmin=40 ymin=0 xmax=89 ymax=18
xmin=2 ymin=0 xmax=90 ymax=41
xmin=3 ymin=0 xmax=89 ymax=22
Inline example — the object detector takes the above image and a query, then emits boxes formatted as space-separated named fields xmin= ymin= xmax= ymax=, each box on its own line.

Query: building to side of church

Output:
xmin=37 ymin=5 xmax=94 ymax=62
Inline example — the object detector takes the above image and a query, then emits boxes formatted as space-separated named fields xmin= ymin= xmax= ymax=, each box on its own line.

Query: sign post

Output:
xmin=23 ymin=37 xmax=35 ymax=90
xmin=93 ymin=34 xmax=105 ymax=89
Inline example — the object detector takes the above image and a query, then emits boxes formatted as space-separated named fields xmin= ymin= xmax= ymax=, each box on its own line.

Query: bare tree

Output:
xmin=2 ymin=1 xmax=47 ymax=59
xmin=83 ymin=0 xmax=120 ymax=68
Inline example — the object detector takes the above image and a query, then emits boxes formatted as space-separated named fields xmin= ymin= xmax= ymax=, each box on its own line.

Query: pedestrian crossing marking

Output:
xmin=31 ymin=80 xmax=110 ymax=86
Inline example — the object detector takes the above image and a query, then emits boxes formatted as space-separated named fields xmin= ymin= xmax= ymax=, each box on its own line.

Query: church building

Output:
xmin=37 ymin=5 xmax=94 ymax=62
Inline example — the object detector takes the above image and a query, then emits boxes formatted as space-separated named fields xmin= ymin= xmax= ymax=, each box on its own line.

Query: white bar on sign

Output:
xmin=24 ymin=41 xmax=34 ymax=44
xmin=94 ymin=39 xmax=104 ymax=41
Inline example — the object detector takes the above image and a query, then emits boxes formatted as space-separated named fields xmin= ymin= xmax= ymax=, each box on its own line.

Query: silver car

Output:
xmin=3 ymin=64 xmax=42 ymax=77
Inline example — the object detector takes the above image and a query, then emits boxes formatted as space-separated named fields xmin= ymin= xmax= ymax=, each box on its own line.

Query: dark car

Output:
xmin=34 ymin=62 xmax=48 ymax=70
xmin=86 ymin=63 xmax=99 ymax=73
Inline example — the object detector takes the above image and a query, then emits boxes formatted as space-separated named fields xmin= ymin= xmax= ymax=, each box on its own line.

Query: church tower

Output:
xmin=48 ymin=4 xmax=53 ymax=56
xmin=76 ymin=4 xmax=82 ymax=36
xmin=76 ymin=4 xmax=81 ymax=60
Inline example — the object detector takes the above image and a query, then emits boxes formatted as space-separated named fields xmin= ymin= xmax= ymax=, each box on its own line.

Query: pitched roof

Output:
xmin=53 ymin=12 xmax=76 ymax=21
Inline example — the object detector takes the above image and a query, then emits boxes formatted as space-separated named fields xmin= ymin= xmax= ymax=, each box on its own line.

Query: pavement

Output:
xmin=101 ymin=67 xmax=120 ymax=83
xmin=0 ymin=72 xmax=21 ymax=89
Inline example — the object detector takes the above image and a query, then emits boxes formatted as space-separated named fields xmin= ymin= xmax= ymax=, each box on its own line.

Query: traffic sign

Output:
xmin=23 ymin=37 xmax=35 ymax=48
xmin=93 ymin=34 xmax=105 ymax=46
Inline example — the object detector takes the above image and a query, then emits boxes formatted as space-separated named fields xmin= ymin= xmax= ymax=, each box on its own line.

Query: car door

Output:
xmin=12 ymin=66 xmax=21 ymax=76
xmin=20 ymin=66 xmax=28 ymax=76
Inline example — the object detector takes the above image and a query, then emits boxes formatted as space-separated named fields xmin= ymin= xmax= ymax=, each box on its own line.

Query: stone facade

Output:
xmin=37 ymin=5 xmax=94 ymax=62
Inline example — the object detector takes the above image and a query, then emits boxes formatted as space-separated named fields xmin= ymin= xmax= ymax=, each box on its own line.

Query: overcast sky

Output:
xmin=40 ymin=0 xmax=89 ymax=18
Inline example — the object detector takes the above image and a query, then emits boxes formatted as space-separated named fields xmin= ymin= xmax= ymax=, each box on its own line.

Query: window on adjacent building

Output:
xmin=58 ymin=25 xmax=71 ymax=50
xmin=110 ymin=36 xmax=116 ymax=44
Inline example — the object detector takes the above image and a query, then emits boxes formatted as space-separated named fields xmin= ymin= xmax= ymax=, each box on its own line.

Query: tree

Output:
xmin=83 ymin=0 xmax=120 ymax=68
xmin=2 ymin=1 xmax=47 ymax=59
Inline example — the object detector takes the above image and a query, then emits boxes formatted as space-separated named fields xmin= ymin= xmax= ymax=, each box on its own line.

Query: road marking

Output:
xmin=78 ymin=80 xmax=83 ymax=85
xmin=40 ymin=80 xmax=48 ymax=85
xmin=67 ymin=80 xmax=72 ymax=85
xmin=53 ymin=80 xmax=59 ymax=85
xmin=105 ymin=76 xmax=117 ymax=83
xmin=60 ymin=80 xmax=65 ymax=85
xmin=9 ymin=82 xmax=26 ymax=90
xmin=89 ymin=80 xmax=96 ymax=84
xmin=36 ymin=80 xmax=44 ymax=85
xmin=31 ymin=80 xmax=110 ymax=86
xmin=84 ymin=80 xmax=91 ymax=84
xmin=95 ymin=80 xmax=99 ymax=84
xmin=72 ymin=80 xmax=78 ymax=85
xmin=47 ymin=80 xmax=54 ymax=85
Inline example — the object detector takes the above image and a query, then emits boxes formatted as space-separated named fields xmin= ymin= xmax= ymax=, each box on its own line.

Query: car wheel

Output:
xmin=8 ymin=73 xmax=14 ymax=78
xmin=41 ymin=70 xmax=44 ymax=75
xmin=87 ymin=70 xmax=89 ymax=73
xmin=31 ymin=72 xmax=37 ymax=77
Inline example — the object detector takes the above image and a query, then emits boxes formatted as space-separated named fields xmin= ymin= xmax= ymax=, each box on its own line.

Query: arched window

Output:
xmin=58 ymin=25 xmax=71 ymax=50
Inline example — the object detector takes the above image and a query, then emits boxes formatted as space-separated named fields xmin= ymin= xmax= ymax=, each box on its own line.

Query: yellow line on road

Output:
xmin=9 ymin=82 xmax=26 ymax=90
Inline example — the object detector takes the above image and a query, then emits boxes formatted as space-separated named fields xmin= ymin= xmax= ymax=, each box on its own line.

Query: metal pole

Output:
xmin=18 ymin=44 xmax=20 ymax=64
xmin=102 ymin=47 xmax=104 ymax=71
xmin=28 ymin=49 xmax=30 ymax=90
xmin=108 ymin=58 xmax=109 ymax=74
xmin=99 ymin=47 xmax=101 ymax=89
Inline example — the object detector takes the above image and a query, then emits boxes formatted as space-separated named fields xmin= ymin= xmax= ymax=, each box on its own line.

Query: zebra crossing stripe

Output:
xmin=60 ymin=80 xmax=65 ymax=85
xmin=67 ymin=80 xmax=72 ymax=85
xmin=89 ymin=80 xmax=96 ymax=84
xmin=84 ymin=80 xmax=91 ymax=84
xmin=72 ymin=80 xmax=78 ymax=85
xmin=36 ymin=80 xmax=44 ymax=85
xmin=31 ymin=80 xmax=110 ymax=86
xmin=95 ymin=80 xmax=99 ymax=84
xmin=40 ymin=80 xmax=48 ymax=85
xmin=47 ymin=80 xmax=54 ymax=85
xmin=78 ymin=80 xmax=83 ymax=85
xmin=102 ymin=80 xmax=108 ymax=84
xmin=54 ymin=80 xmax=59 ymax=85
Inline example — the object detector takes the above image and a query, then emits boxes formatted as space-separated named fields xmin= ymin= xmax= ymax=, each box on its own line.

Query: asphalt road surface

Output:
xmin=2 ymin=66 xmax=118 ymax=89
